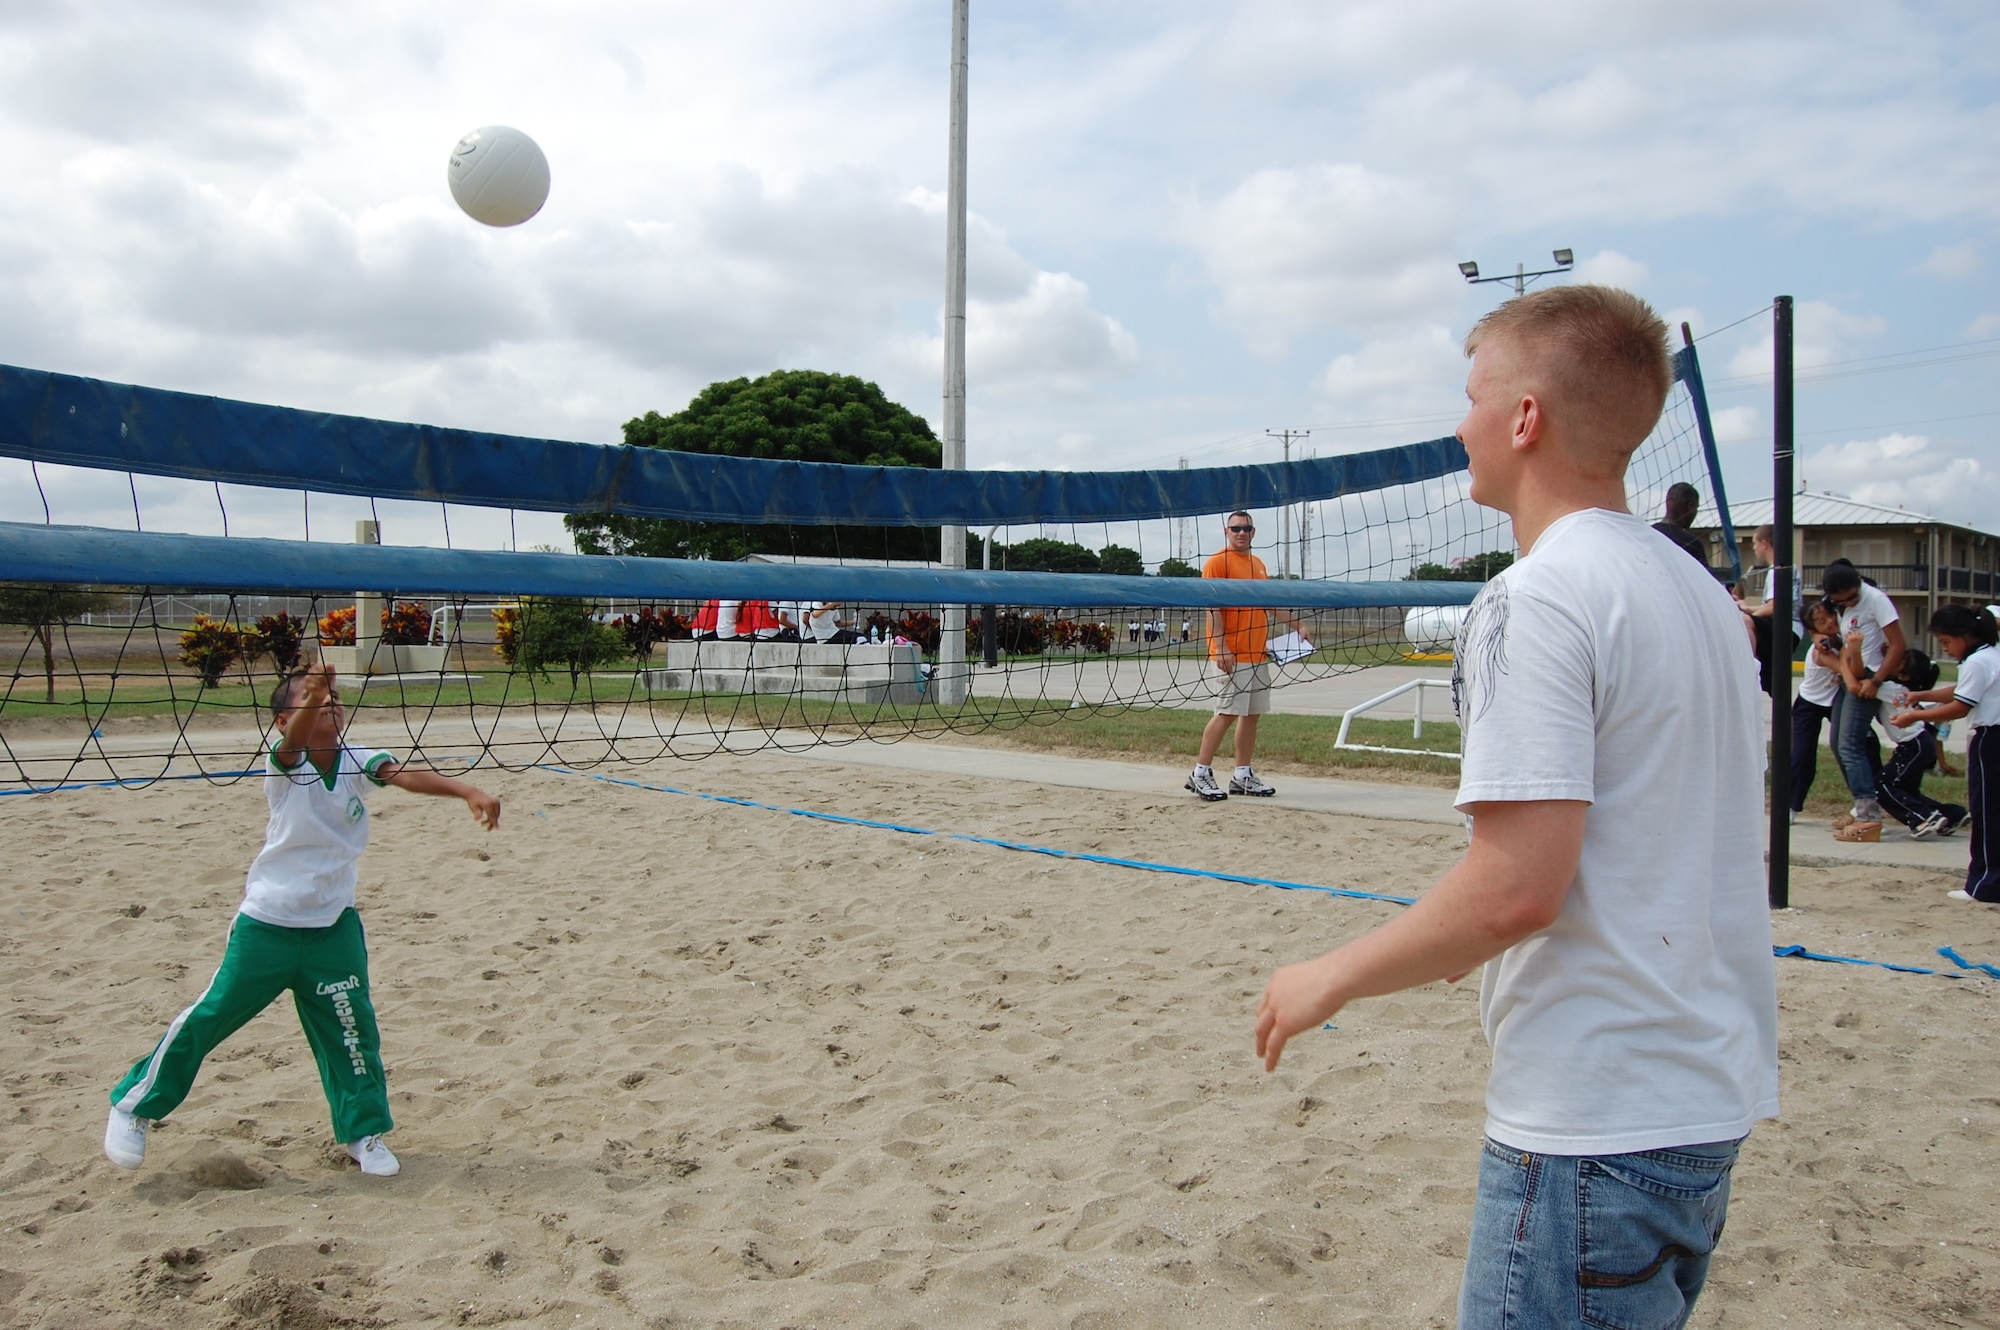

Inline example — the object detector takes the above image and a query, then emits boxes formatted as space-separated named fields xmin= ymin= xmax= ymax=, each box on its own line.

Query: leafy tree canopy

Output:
xmin=1003 ymin=538 xmax=1101 ymax=574
xmin=1097 ymin=544 xmax=1145 ymax=578
xmin=566 ymin=370 xmax=942 ymax=562
xmin=1407 ymin=550 xmax=1515 ymax=582
xmin=1155 ymin=557 xmax=1199 ymax=578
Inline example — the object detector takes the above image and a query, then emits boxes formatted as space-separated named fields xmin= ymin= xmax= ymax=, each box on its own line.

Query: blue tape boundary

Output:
xmin=14 ymin=763 xmax=1991 ymax=983
xmin=545 ymin=766 xmax=1999 ymax=980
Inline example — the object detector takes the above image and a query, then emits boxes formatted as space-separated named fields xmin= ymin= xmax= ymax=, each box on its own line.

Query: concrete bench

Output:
xmin=643 ymin=640 xmax=925 ymax=705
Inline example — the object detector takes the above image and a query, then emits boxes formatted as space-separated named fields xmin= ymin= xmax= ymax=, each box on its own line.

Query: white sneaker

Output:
xmin=345 ymin=1135 xmax=400 ymax=1177
xmin=1229 ymin=770 xmax=1277 ymax=797
xmin=1913 ymin=811 xmax=1948 ymax=840
xmin=104 ymin=1107 xmax=149 ymax=1169
xmin=1185 ymin=768 xmax=1227 ymax=802
xmin=1947 ymin=890 xmax=1974 ymax=902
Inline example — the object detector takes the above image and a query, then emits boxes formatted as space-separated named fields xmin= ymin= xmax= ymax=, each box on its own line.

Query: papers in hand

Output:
xmin=1267 ymin=631 xmax=1315 ymax=664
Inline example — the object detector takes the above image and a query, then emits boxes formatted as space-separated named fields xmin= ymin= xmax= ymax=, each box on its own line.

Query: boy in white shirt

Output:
xmin=104 ymin=663 xmax=499 ymax=1177
xmin=1256 ymin=286 xmax=1776 ymax=1328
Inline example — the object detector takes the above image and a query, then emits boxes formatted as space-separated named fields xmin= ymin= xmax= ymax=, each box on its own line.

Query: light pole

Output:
xmin=1266 ymin=428 xmax=1309 ymax=579
xmin=1457 ymin=249 xmax=1574 ymax=296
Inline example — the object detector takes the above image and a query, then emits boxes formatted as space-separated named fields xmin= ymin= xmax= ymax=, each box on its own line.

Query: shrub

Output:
xmin=318 ymin=606 xmax=356 ymax=645
xmin=1156 ymin=557 xmax=1199 ymax=578
xmin=615 ymin=605 xmax=687 ymax=660
xmin=178 ymin=614 xmax=245 ymax=687
xmin=898 ymin=610 xmax=941 ymax=655
xmin=514 ymin=596 xmax=629 ymax=682
xmin=381 ymin=601 xmax=432 ymax=646
xmin=492 ymin=606 xmax=520 ymax=663
xmin=1075 ymin=620 xmax=1114 ymax=653
xmin=255 ymin=612 xmax=309 ymax=672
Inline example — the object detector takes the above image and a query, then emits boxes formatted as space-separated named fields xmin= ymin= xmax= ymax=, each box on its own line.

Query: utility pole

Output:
xmin=1266 ymin=428 xmax=1309 ymax=579
xmin=1174 ymin=457 xmax=1191 ymax=563
xmin=935 ymin=0 xmax=970 ymax=706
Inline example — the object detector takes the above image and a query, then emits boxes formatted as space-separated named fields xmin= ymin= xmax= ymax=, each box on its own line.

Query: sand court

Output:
xmin=1 ymin=744 xmax=1997 ymax=1328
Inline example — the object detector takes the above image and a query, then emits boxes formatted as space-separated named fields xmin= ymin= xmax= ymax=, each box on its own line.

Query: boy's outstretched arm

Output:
xmin=379 ymin=763 xmax=501 ymax=830
xmin=276 ymin=662 xmax=335 ymax=766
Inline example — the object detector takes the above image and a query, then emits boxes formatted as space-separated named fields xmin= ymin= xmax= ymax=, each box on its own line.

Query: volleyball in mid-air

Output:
xmin=447 ymin=125 xmax=550 ymax=227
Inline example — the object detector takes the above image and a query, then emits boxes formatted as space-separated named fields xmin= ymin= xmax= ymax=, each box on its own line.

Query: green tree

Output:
xmin=565 ymin=370 xmax=943 ymax=563
xmin=1098 ymin=544 xmax=1145 ymax=577
xmin=1155 ymin=557 xmax=1199 ymax=578
xmin=514 ymin=597 xmax=629 ymax=684
xmin=0 ymin=586 xmax=117 ymax=701
xmin=1003 ymin=538 xmax=1100 ymax=573
xmin=1407 ymin=550 xmax=1515 ymax=582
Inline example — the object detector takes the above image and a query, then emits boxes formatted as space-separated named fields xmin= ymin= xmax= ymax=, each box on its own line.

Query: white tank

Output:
xmin=1403 ymin=604 xmax=1469 ymax=654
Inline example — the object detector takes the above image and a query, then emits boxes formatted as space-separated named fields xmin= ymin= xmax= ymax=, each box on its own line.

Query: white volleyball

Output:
xmin=447 ymin=125 xmax=550 ymax=228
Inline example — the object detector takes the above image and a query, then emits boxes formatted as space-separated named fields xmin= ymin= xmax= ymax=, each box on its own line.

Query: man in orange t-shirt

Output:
xmin=1186 ymin=512 xmax=1302 ymax=801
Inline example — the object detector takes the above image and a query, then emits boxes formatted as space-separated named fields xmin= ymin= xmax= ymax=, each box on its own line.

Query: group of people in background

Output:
xmin=1747 ymin=525 xmax=2000 ymax=904
xmin=691 ymin=599 xmax=861 ymax=645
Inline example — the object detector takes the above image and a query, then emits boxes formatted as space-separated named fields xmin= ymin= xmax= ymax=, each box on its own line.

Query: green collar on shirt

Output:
xmin=272 ymin=743 xmax=340 ymax=791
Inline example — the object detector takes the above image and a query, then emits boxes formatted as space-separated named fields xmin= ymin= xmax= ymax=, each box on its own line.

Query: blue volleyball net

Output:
xmin=0 ymin=346 xmax=1734 ymax=791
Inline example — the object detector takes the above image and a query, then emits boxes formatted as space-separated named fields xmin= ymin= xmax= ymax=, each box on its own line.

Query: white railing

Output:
xmin=1334 ymin=678 xmax=1460 ymax=760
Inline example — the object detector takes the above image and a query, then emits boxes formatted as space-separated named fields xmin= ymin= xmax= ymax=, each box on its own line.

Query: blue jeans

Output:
xmin=1458 ymin=1136 xmax=1742 ymax=1330
xmin=1829 ymin=688 xmax=1880 ymax=803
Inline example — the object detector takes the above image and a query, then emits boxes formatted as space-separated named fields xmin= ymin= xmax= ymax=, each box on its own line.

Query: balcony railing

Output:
xmin=1798 ymin=565 xmax=1996 ymax=597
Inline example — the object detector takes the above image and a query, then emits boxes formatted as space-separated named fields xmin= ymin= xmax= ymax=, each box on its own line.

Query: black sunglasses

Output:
xmin=1228 ymin=524 xmax=1255 ymax=534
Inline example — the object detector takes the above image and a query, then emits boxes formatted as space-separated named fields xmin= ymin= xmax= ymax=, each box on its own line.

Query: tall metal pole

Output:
xmin=1770 ymin=296 xmax=1795 ymax=910
xmin=934 ymin=0 xmax=970 ymax=706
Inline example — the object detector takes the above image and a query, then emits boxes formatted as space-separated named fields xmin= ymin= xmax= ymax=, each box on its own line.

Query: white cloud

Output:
xmin=1968 ymin=313 xmax=2000 ymax=338
xmin=1709 ymin=405 xmax=1761 ymax=446
xmin=1911 ymin=241 xmax=1983 ymax=280
xmin=1804 ymin=433 xmax=2000 ymax=527
xmin=1314 ymin=325 xmax=1464 ymax=418
xmin=1727 ymin=300 xmax=1888 ymax=379
xmin=1573 ymin=249 xmax=1649 ymax=290
xmin=1174 ymin=164 xmax=1459 ymax=354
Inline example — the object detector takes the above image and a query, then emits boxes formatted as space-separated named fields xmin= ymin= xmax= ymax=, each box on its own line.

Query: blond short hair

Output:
xmin=1464 ymin=285 xmax=1672 ymax=456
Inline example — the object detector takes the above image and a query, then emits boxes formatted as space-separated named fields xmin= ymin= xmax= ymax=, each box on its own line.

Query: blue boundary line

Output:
xmin=0 ymin=769 xmax=261 ymax=796
xmin=546 ymin=766 xmax=1998 ymax=976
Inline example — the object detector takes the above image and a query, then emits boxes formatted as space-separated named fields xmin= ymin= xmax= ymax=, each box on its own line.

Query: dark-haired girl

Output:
xmin=1891 ymin=605 xmax=2000 ymax=902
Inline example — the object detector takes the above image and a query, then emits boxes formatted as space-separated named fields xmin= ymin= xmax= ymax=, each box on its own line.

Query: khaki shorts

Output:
xmin=1213 ymin=661 xmax=1272 ymax=716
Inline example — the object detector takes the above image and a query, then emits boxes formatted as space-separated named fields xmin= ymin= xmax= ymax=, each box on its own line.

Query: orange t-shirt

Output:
xmin=1202 ymin=548 xmax=1269 ymax=664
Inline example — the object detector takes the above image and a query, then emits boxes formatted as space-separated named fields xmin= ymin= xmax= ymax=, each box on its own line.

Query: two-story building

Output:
xmin=1697 ymin=490 xmax=1999 ymax=648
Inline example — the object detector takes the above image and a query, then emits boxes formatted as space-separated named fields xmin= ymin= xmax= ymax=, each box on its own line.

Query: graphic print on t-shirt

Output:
xmin=1453 ymin=578 xmax=1511 ymax=726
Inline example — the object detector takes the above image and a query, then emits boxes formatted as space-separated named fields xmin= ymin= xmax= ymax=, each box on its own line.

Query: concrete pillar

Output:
xmin=355 ymin=521 xmax=382 ymax=675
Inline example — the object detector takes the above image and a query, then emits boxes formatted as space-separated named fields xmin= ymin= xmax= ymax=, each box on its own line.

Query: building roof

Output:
xmin=1707 ymin=490 xmax=1972 ymax=532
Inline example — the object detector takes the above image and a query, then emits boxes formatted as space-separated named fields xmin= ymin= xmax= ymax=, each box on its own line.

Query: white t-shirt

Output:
xmin=240 ymin=743 xmax=394 ymax=929
xmin=714 ymin=600 xmax=740 ymax=639
xmin=1799 ymin=633 xmax=1842 ymax=708
xmin=1956 ymin=643 xmax=2000 ymax=729
xmin=807 ymin=604 xmax=842 ymax=643
xmin=1454 ymin=508 xmax=1779 ymax=1156
xmin=1877 ymin=681 xmax=1921 ymax=745
xmin=1764 ymin=566 xmax=1803 ymax=639
xmin=1839 ymin=582 xmax=1899 ymax=672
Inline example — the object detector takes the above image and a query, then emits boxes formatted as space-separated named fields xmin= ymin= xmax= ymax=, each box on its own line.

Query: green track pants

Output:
xmin=110 ymin=908 xmax=393 ymax=1143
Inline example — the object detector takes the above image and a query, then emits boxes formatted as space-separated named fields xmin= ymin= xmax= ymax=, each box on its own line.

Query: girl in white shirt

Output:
xmin=1892 ymin=606 xmax=2000 ymax=902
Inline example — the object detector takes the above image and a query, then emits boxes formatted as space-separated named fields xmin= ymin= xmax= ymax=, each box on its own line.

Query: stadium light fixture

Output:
xmin=1458 ymin=247 xmax=1578 ymax=296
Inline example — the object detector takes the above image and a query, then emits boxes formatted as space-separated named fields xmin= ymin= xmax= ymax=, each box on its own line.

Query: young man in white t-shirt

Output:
xmin=1256 ymin=285 xmax=1778 ymax=1329
xmin=105 ymin=663 xmax=500 ymax=1178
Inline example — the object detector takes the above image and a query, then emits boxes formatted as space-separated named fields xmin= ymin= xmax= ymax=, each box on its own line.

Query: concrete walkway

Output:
xmin=795 ymin=737 xmax=1972 ymax=877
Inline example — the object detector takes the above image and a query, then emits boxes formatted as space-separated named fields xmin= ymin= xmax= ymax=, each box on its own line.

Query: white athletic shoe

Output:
xmin=1186 ymin=768 xmax=1227 ymax=802
xmin=1229 ymin=770 xmax=1277 ymax=797
xmin=1947 ymin=890 xmax=1975 ymax=902
xmin=104 ymin=1107 xmax=149 ymax=1169
xmin=346 ymin=1135 xmax=401 ymax=1177
xmin=1912 ymin=811 xmax=1948 ymax=840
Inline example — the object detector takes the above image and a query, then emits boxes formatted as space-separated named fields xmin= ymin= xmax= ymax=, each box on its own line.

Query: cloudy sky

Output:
xmin=1 ymin=0 xmax=1995 ymax=550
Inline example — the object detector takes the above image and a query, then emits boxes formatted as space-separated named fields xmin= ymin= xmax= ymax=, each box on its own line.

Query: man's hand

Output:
xmin=1216 ymin=649 xmax=1237 ymax=675
xmin=1255 ymin=955 xmax=1347 ymax=1072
